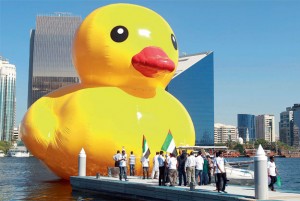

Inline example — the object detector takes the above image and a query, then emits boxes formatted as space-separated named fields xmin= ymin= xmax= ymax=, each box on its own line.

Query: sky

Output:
xmin=0 ymin=0 xmax=299 ymax=134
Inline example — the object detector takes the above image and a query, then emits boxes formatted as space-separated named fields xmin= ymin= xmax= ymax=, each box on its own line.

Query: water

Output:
xmin=0 ymin=157 xmax=136 ymax=201
xmin=226 ymin=157 xmax=300 ymax=192
xmin=0 ymin=157 xmax=299 ymax=200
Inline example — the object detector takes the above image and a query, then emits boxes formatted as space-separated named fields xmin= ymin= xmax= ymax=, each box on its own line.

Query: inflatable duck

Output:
xmin=20 ymin=3 xmax=195 ymax=179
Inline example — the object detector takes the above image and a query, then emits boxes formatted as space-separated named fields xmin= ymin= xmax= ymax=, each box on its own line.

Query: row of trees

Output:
xmin=216 ymin=139 xmax=297 ymax=155
xmin=0 ymin=141 xmax=12 ymax=153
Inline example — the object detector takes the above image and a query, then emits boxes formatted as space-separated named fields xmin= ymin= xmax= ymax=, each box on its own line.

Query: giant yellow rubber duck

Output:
xmin=20 ymin=3 xmax=195 ymax=180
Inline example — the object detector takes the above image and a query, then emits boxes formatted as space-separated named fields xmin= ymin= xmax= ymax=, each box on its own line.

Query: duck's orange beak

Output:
xmin=132 ymin=46 xmax=175 ymax=78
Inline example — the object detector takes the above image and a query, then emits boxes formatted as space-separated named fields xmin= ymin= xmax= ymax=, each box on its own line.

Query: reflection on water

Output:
xmin=1 ymin=157 xmax=299 ymax=200
xmin=0 ymin=157 xmax=71 ymax=200
xmin=0 ymin=157 xmax=128 ymax=201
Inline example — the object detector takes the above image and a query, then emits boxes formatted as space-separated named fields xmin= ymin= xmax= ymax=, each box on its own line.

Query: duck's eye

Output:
xmin=171 ymin=34 xmax=177 ymax=50
xmin=111 ymin=26 xmax=129 ymax=42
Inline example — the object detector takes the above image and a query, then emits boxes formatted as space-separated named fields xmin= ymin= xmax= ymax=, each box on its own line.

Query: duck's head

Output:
xmin=72 ymin=3 xmax=178 ymax=91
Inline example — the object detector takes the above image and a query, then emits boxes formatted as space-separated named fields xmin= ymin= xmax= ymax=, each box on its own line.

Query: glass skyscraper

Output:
xmin=0 ymin=56 xmax=16 ymax=141
xmin=280 ymin=104 xmax=300 ymax=148
xmin=293 ymin=105 xmax=300 ymax=148
xmin=237 ymin=114 xmax=256 ymax=142
xmin=167 ymin=52 xmax=214 ymax=146
xmin=28 ymin=13 xmax=82 ymax=107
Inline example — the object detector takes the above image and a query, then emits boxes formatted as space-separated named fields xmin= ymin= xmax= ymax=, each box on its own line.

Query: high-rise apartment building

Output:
xmin=280 ymin=104 xmax=300 ymax=147
xmin=168 ymin=52 xmax=214 ymax=145
xmin=214 ymin=123 xmax=238 ymax=144
xmin=0 ymin=56 xmax=16 ymax=141
xmin=28 ymin=13 xmax=82 ymax=107
xmin=237 ymin=114 xmax=256 ymax=142
xmin=256 ymin=114 xmax=275 ymax=142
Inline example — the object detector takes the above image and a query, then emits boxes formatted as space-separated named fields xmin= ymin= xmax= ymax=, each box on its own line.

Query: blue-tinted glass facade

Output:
xmin=0 ymin=57 xmax=16 ymax=141
xmin=28 ymin=14 xmax=81 ymax=107
xmin=292 ymin=105 xmax=300 ymax=147
xmin=167 ymin=52 xmax=214 ymax=145
xmin=237 ymin=114 xmax=256 ymax=141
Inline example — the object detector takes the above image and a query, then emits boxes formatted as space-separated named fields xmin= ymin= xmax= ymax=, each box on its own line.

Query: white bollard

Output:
xmin=78 ymin=148 xmax=86 ymax=176
xmin=254 ymin=144 xmax=268 ymax=200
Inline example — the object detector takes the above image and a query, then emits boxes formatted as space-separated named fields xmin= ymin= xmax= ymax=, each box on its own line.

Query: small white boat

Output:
xmin=225 ymin=164 xmax=254 ymax=186
xmin=0 ymin=150 xmax=5 ymax=157
xmin=7 ymin=149 xmax=30 ymax=157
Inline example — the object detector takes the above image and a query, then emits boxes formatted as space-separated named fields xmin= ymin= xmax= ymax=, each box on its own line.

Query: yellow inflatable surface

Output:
xmin=20 ymin=3 xmax=195 ymax=180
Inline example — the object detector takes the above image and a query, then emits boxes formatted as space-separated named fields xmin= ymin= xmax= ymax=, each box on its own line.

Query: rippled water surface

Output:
xmin=0 ymin=157 xmax=299 ymax=200
xmin=0 ymin=157 xmax=131 ymax=201
xmin=227 ymin=157 xmax=300 ymax=192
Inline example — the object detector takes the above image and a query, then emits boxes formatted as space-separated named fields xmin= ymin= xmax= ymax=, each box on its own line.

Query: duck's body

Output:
xmin=21 ymin=3 xmax=195 ymax=179
xmin=22 ymin=85 xmax=194 ymax=179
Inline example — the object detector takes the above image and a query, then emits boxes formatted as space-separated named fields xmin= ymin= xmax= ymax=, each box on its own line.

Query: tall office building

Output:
xmin=214 ymin=123 xmax=238 ymax=144
xmin=293 ymin=104 xmax=300 ymax=148
xmin=256 ymin=114 xmax=275 ymax=142
xmin=280 ymin=104 xmax=300 ymax=147
xmin=168 ymin=52 xmax=214 ymax=145
xmin=28 ymin=13 xmax=82 ymax=107
xmin=237 ymin=114 xmax=256 ymax=142
xmin=0 ymin=56 xmax=16 ymax=141
xmin=279 ymin=107 xmax=294 ymax=145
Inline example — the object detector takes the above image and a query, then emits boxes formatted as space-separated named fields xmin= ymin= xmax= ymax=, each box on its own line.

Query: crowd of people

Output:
xmin=112 ymin=148 xmax=280 ymax=193
xmin=112 ymin=149 xmax=229 ymax=192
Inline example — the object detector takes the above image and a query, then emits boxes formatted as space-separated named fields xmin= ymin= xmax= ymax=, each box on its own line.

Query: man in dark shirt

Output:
xmin=177 ymin=150 xmax=187 ymax=186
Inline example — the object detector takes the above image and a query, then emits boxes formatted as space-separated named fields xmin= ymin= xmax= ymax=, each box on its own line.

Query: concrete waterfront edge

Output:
xmin=70 ymin=176 xmax=256 ymax=201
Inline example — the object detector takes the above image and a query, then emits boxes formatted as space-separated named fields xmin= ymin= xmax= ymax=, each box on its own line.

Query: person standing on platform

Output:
xmin=151 ymin=152 xmax=160 ymax=179
xmin=113 ymin=150 xmax=121 ymax=167
xmin=164 ymin=153 xmax=171 ymax=184
xmin=129 ymin=151 xmax=136 ymax=176
xmin=213 ymin=151 xmax=220 ymax=190
xmin=119 ymin=150 xmax=128 ymax=181
xmin=207 ymin=155 xmax=213 ymax=184
xmin=195 ymin=151 xmax=204 ymax=185
xmin=168 ymin=153 xmax=178 ymax=187
xmin=158 ymin=151 xmax=166 ymax=186
xmin=185 ymin=151 xmax=196 ymax=186
xmin=216 ymin=151 xmax=227 ymax=193
xmin=141 ymin=155 xmax=150 ymax=179
xmin=268 ymin=156 xmax=279 ymax=191
xmin=177 ymin=150 xmax=187 ymax=186
xmin=202 ymin=155 xmax=209 ymax=185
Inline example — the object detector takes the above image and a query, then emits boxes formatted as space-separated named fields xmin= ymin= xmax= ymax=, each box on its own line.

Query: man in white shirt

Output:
xmin=129 ymin=151 xmax=136 ymax=176
xmin=268 ymin=156 xmax=279 ymax=191
xmin=195 ymin=151 xmax=204 ymax=185
xmin=216 ymin=151 xmax=226 ymax=193
xmin=113 ymin=150 xmax=121 ymax=167
xmin=118 ymin=150 xmax=128 ymax=181
xmin=141 ymin=155 xmax=150 ymax=179
xmin=168 ymin=153 xmax=178 ymax=186
xmin=151 ymin=152 xmax=159 ymax=179
xmin=158 ymin=151 xmax=166 ymax=186
xmin=185 ymin=151 xmax=196 ymax=185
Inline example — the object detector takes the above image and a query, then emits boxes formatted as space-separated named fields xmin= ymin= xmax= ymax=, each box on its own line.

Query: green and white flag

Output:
xmin=161 ymin=130 xmax=177 ymax=156
xmin=142 ymin=135 xmax=150 ymax=159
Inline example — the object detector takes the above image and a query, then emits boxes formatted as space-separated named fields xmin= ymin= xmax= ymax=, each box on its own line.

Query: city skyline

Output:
xmin=1 ymin=0 xmax=299 ymax=135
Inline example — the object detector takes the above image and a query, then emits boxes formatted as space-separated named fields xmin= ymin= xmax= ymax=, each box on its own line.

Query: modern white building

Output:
xmin=0 ymin=56 xmax=16 ymax=141
xmin=256 ymin=114 xmax=276 ymax=142
xmin=214 ymin=123 xmax=238 ymax=144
